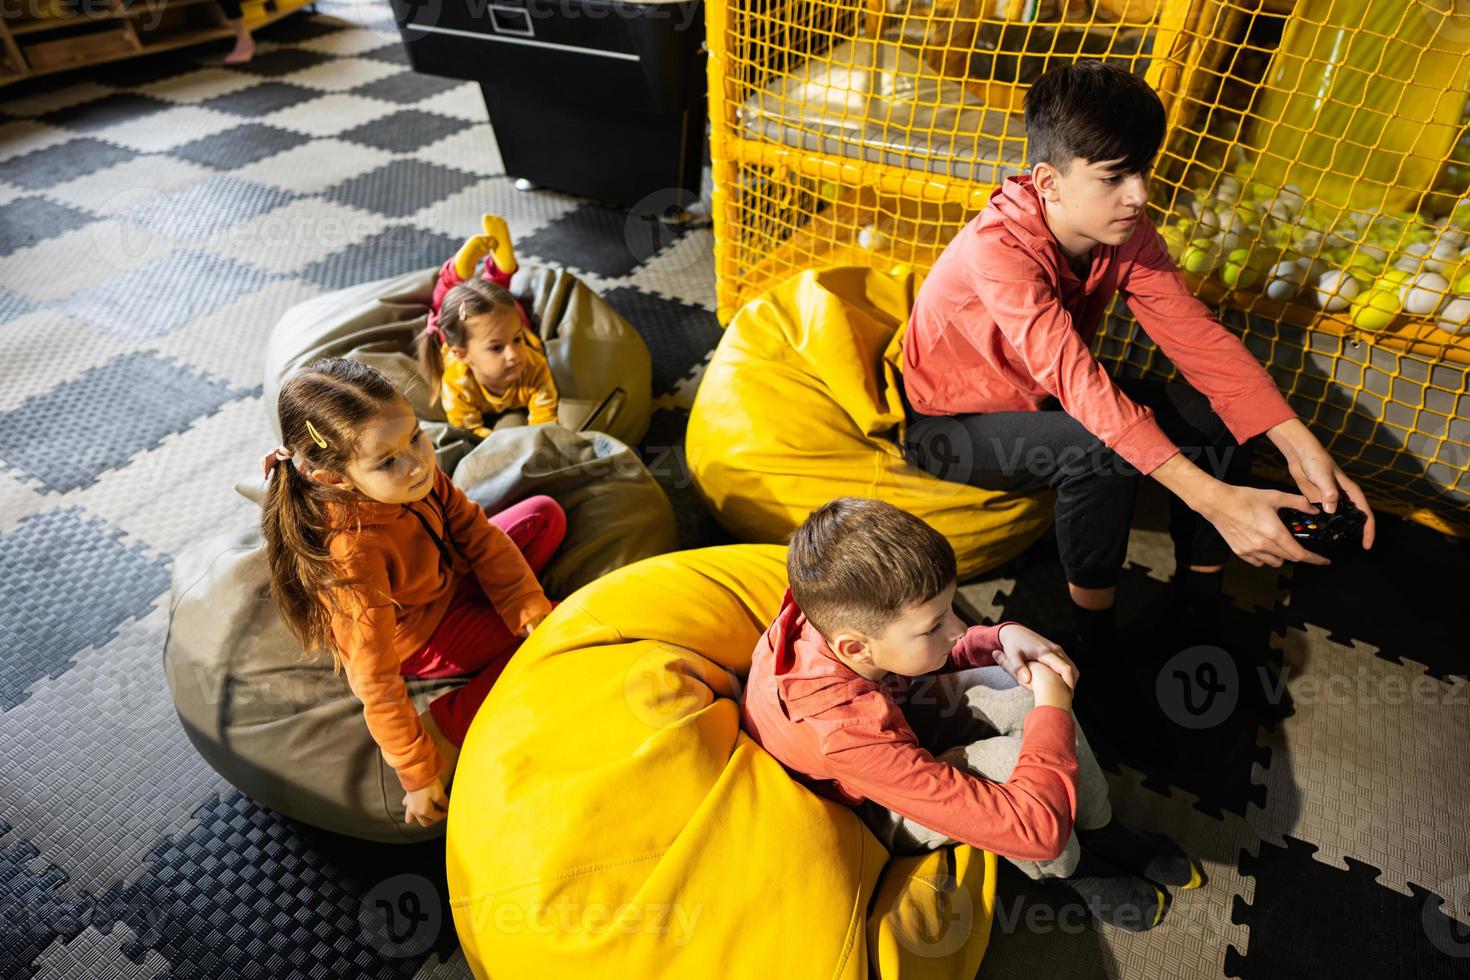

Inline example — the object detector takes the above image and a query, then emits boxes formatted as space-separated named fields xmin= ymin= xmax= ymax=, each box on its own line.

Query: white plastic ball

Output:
xmin=857 ymin=224 xmax=887 ymax=251
xmin=1438 ymin=296 xmax=1470 ymax=335
xmin=1316 ymin=269 xmax=1362 ymax=311
xmin=1402 ymin=272 xmax=1450 ymax=316
xmin=1264 ymin=260 xmax=1305 ymax=301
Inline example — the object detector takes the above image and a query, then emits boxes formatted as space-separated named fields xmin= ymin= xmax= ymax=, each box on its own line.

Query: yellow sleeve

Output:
xmin=440 ymin=354 xmax=489 ymax=436
xmin=524 ymin=354 xmax=559 ymax=426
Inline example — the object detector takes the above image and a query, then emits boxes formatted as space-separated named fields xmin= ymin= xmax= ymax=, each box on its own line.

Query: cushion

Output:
xmin=446 ymin=545 xmax=999 ymax=979
xmin=165 ymin=427 xmax=677 ymax=842
xmin=263 ymin=263 xmax=653 ymax=474
xmin=686 ymin=266 xmax=1051 ymax=579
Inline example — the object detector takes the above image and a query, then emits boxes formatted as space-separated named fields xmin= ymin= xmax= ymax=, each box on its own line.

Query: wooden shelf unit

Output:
xmin=0 ymin=0 xmax=314 ymax=87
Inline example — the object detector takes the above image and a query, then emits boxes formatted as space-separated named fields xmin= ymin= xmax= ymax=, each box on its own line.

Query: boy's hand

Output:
xmin=1028 ymin=662 xmax=1073 ymax=712
xmin=402 ymin=777 xmax=450 ymax=827
xmin=520 ymin=613 xmax=546 ymax=638
xmin=995 ymin=624 xmax=1078 ymax=691
xmin=1202 ymin=483 xmax=1331 ymax=568
xmin=1268 ymin=418 xmax=1376 ymax=549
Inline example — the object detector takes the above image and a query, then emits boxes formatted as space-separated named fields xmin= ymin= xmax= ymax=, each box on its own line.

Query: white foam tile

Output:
xmin=625 ymin=229 xmax=718 ymax=311
xmin=279 ymin=56 xmax=403 ymax=93
xmin=88 ymin=105 xmax=241 ymax=153
xmin=1 ymin=81 xmax=116 ymax=118
xmin=409 ymin=124 xmax=504 ymax=177
xmin=133 ymin=66 xmax=265 ymax=104
xmin=266 ymin=92 xmax=400 ymax=137
xmin=411 ymin=84 xmax=487 ymax=123
xmin=0 ymin=309 xmax=135 ymax=413
xmin=0 ymin=469 xmax=48 ymax=536
xmin=408 ymin=176 xmax=579 ymax=241
xmin=1251 ymin=623 xmax=1470 ymax=899
xmin=43 ymin=154 xmax=216 ymax=217
xmin=298 ymin=23 xmax=401 ymax=56
xmin=203 ymin=197 xmax=386 ymax=273
xmin=148 ymin=278 xmax=322 ymax=389
xmin=0 ymin=120 xmax=74 ymax=164
xmin=232 ymin=135 xmax=394 ymax=193
xmin=70 ymin=397 xmax=269 ymax=559
xmin=0 ymin=220 xmax=174 ymax=303
xmin=0 ymin=597 xmax=229 ymax=900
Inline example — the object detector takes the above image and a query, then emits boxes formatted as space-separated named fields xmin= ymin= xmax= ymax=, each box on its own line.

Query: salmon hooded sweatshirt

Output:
xmin=325 ymin=466 xmax=552 ymax=792
xmin=740 ymin=592 xmax=1081 ymax=861
xmin=902 ymin=175 xmax=1295 ymax=474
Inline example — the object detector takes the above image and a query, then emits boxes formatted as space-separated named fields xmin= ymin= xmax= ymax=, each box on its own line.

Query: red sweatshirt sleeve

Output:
xmin=946 ymin=623 xmax=1005 ymax=669
xmin=817 ymin=696 xmax=1081 ymax=861
xmin=1119 ymin=222 xmax=1297 ymax=445
xmin=972 ymin=257 xmax=1181 ymax=474
xmin=438 ymin=472 xmax=552 ymax=634
xmin=327 ymin=540 xmax=444 ymax=793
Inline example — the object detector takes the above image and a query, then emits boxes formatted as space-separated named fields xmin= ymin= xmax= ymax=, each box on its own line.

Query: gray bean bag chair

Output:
xmin=264 ymin=263 xmax=653 ymax=475
xmin=165 ymin=426 xmax=678 ymax=842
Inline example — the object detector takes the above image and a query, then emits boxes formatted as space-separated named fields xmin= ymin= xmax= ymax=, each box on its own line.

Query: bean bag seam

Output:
xmin=447 ymin=846 xmax=669 ymax=908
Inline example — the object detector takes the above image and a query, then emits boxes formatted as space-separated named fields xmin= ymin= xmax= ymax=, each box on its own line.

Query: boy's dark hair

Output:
xmin=1023 ymin=60 xmax=1165 ymax=175
xmin=788 ymin=498 xmax=957 ymax=639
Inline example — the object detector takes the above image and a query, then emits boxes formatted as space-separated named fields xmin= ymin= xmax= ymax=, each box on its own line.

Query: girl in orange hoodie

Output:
xmin=260 ymin=357 xmax=565 ymax=828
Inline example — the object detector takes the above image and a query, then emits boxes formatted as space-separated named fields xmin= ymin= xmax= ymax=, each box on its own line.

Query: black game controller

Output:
xmin=1278 ymin=499 xmax=1367 ymax=556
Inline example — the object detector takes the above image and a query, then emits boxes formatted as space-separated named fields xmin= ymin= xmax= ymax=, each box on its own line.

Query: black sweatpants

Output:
xmin=903 ymin=378 xmax=1253 ymax=589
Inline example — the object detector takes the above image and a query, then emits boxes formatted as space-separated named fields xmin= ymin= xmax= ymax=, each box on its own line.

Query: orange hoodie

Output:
xmin=740 ymin=592 xmax=1080 ymax=862
xmin=325 ymin=466 xmax=552 ymax=792
xmin=903 ymin=175 xmax=1296 ymax=474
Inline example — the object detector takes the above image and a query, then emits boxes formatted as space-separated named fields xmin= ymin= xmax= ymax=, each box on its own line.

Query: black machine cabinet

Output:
xmin=393 ymin=0 xmax=706 ymax=207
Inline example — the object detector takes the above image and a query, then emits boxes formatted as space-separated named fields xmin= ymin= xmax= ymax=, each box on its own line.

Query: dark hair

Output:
xmin=416 ymin=277 xmax=522 ymax=390
xmin=1023 ymin=60 xmax=1165 ymax=175
xmin=787 ymin=497 xmax=958 ymax=638
xmin=260 ymin=357 xmax=403 ymax=668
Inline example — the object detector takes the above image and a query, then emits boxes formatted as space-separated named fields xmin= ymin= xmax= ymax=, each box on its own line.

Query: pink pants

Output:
xmin=400 ymin=495 xmax=566 ymax=746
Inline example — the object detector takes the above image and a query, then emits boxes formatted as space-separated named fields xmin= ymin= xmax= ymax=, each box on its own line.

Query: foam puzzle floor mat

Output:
xmin=1 ymin=5 xmax=1466 ymax=977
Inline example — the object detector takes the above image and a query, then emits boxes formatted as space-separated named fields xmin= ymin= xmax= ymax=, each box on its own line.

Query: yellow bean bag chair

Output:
xmin=686 ymin=267 xmax=1051 ymax=579
xmin=448 ymin=545 xmax=999 ymax=979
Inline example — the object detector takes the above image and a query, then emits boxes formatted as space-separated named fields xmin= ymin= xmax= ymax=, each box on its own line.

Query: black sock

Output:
xmin=1176 ymin=568 xmax=1224 ymax=630
xmin=1070 ymin=602 xmax=1117 ymax=660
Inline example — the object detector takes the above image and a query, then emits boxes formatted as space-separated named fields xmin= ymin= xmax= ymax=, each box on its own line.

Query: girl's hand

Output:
xmin=520 ymin=612 xmax=548 ymax=638
xmin=402 ymin=777 xmax=450 ymax=827
xmin=995 ymin=624 xmax=1078 ymax=691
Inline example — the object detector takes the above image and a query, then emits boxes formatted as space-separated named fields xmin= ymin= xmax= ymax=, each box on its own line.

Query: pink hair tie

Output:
xmin=424 ymin=320 xmax=447 ymax=345
xmin=260 ymin=447 xmax=292 ymax=480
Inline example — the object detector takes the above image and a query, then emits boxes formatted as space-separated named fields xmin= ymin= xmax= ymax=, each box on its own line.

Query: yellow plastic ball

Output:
xmin=1180 ymin=239 xmax=1222 ymax=275
xmin=1220 ymin=248 xmax=1262 ymax=290
xmin=1349 ymin=288 xmax=1400 ymax=330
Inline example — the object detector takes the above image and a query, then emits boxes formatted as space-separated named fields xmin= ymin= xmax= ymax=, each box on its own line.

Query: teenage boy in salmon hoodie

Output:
xmin=901 ymin=61 xmax=1374 ymax=736
xmin=742 ymin=497 xmax=1202 ymax=931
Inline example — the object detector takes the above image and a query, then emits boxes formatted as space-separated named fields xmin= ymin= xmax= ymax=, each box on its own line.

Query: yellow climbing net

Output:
xmin=706 ymin=0 xmax=1470 ymax=535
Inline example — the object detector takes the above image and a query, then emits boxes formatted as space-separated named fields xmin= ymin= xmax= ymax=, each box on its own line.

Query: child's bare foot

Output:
xmin=420 ymin=709 xmax=461 ymax=785
xmin=224 ymin=33 xmax=255 ymax=65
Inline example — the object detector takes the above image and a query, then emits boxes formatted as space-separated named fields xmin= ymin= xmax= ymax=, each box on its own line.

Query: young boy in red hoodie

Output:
xmin=901 ymin=61 xmax=1374 ymax=728
xmin=741 ymin=497 xmax=1201 ymax=931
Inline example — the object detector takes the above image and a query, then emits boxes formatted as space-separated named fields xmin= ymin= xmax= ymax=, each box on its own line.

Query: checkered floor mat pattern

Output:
xmin=0 ymin=6 xmax=1466 ymax=978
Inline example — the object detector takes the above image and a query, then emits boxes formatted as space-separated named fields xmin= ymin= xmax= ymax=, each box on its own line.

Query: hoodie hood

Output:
xmin=981 ymin=175 xmax=1066 ymax=281
xmin=763 ymin=591 xmax=882 ymax=721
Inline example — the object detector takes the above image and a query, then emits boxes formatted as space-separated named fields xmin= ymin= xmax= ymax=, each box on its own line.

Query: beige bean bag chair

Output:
xmin=165 ymin=426 xmax=677 ymax=842
xmin=264 ymin=263 xmax=653 ymax=475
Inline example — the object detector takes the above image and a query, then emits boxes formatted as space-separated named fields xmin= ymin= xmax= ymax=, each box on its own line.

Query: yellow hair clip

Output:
xmin=305 ymin=420 xmax=328 ymax=449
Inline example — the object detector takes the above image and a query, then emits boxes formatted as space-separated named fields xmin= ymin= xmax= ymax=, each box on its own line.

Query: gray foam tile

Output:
xmin=0 ymin=508 xmax=167 ymax=710
xmin=56 ymin=248 xmax=276 ymax=339
xmin=0 ymin=350 xmax=248 ymax=493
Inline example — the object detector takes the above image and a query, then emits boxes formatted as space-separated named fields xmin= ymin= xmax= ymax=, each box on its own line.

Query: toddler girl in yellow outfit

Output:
xmin=417 ymin=214 xmax=559 ymax=438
